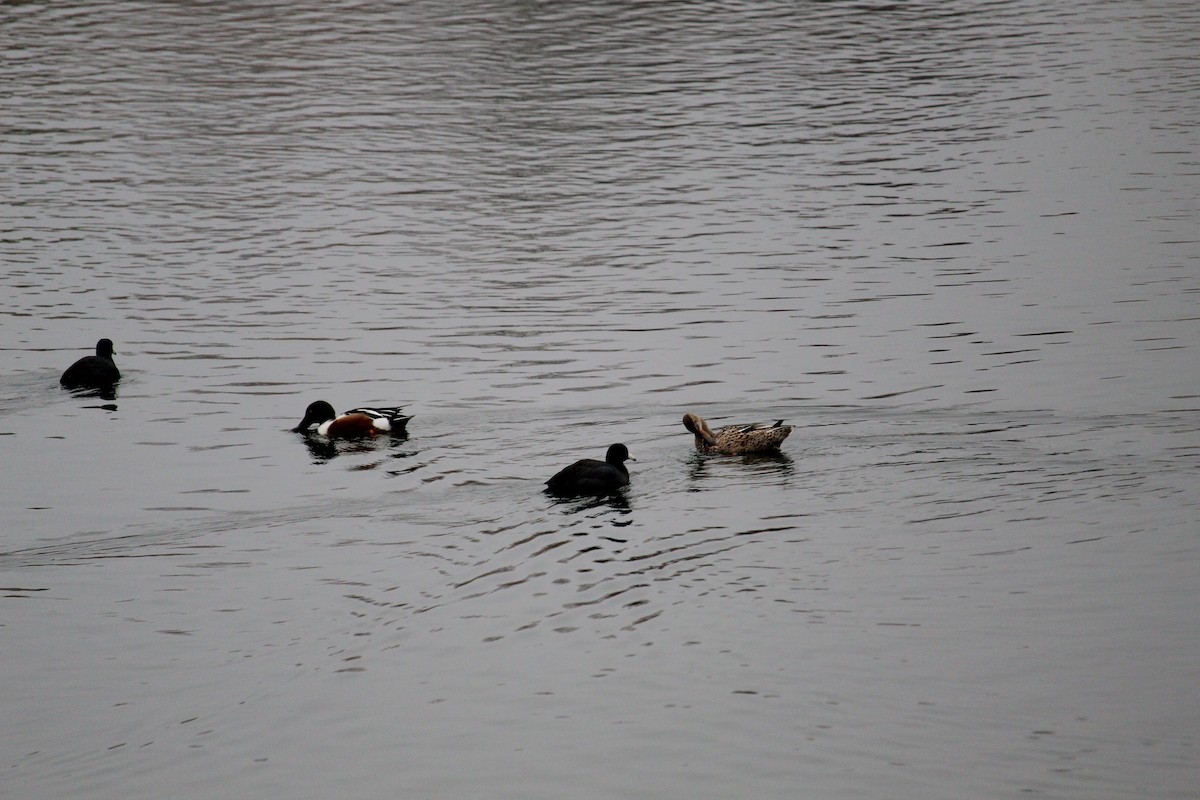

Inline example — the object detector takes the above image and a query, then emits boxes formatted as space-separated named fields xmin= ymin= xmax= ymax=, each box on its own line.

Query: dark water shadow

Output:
xmin=737 ymin=450 xmax=794 ymax=470
xmin=544 ymin=487 xmax=632 ymax=517
xmin=685 ymin=449 xmax=795 ymax=488
xmin=61 ymin=383 xmax=119 ymax=403
xmin=294 ymin=429 xmax=412 ymax=465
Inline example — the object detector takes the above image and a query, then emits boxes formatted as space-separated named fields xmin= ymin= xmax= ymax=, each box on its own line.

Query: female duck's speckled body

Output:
xmin=683 ymin=412 xmax=792 ymax=455
xmin=61 ymin=338 xmax=120 ymax=388
xmin=293 ymin=401 xmax=411 ymax=438
xmin=546 ymin=443 xmax=634 ymax=495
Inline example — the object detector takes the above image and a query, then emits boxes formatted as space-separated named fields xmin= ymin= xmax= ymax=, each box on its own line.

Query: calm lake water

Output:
xmin=2 ymin=0 xmax=1198 ymax=797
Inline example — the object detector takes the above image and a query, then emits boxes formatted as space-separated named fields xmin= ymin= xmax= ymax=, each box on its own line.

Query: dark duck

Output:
xmin=546 ymin=443 xmax=634 ymax=495
xmin=60 ymin=338 xmax=120 ymax=389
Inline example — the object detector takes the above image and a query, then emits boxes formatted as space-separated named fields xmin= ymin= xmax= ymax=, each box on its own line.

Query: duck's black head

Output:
xmin=605 ymin=443 xmax=633 ymax=466
xmin=294 ymin=400 xmax=337 ymax=432
xmin=96 ymin=338 xmax=115 ymax=359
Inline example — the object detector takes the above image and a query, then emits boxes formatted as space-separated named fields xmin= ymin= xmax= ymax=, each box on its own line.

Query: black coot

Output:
xmin=60 ymin=339 xmax=120 ymax=388
xmin=545 ymin=443 xmax=634 ymax=496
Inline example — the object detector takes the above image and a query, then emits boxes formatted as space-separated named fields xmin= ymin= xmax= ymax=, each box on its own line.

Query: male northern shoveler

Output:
xmin=683 ymin=412 xmax=792 ymax=455
xmin=61 ymin=338 xmax=120 ymax=388
xmin=293 ymin=400 xmax=411 ymax=438
xmin=546 ymin=443 xmax=634 ymax=495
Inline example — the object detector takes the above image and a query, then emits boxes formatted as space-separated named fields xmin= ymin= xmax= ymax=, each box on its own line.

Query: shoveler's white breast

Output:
xmin=316 ymin=413 xmax=389 ymax=436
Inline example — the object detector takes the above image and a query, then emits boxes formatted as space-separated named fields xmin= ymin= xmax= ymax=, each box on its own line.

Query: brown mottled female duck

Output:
xmin=683 ymin=412 xmax=792 ymax=455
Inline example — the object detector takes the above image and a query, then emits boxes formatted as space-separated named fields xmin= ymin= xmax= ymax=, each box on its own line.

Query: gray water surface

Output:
xmin=2 ymin=1 xmax=1198 ymax=798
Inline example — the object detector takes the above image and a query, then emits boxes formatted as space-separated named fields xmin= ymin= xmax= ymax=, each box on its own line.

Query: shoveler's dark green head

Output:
xmin=294 ymin=400 xmax=337 ymax=432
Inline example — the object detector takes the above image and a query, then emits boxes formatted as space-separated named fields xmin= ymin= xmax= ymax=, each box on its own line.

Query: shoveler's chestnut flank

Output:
xmin=546 ymin=443 xmax=634 ymax=495
xmin=61 ymin=338 xmax=120 ymax=388
xmin=683 ymin=412 xmax=792 ymax=455
xmin=293 ymin=401 xmax=411 ymax=438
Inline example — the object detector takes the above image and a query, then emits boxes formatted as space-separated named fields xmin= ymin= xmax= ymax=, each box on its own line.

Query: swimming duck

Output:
xmin=546 ymin=443 xmax=634 ymax=495
xmin=683 ymin=412 xmax=792 ymax=455
xmin=60 ymin=338 xmax=120 ymax=388
xmin=293 ymin=401 xmax=411 ymax=438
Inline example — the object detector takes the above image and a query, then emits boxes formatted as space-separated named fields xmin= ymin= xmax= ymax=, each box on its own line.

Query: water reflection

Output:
xmin=685 ymin=449 xmax=795 ymax=487
xmin=294 ymin=429 xmax=411 ymax=465
xmin=737 ymin=450 xmax=793 ymax=469
xmin=545 ymin=490 xmax=632 ymax=517
xmin=61 ymin=385 xmax=118 ymax=402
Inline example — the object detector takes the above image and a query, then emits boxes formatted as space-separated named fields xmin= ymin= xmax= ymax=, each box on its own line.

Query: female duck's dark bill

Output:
xmin=545 ymin=443 xmax=634 ymax=496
